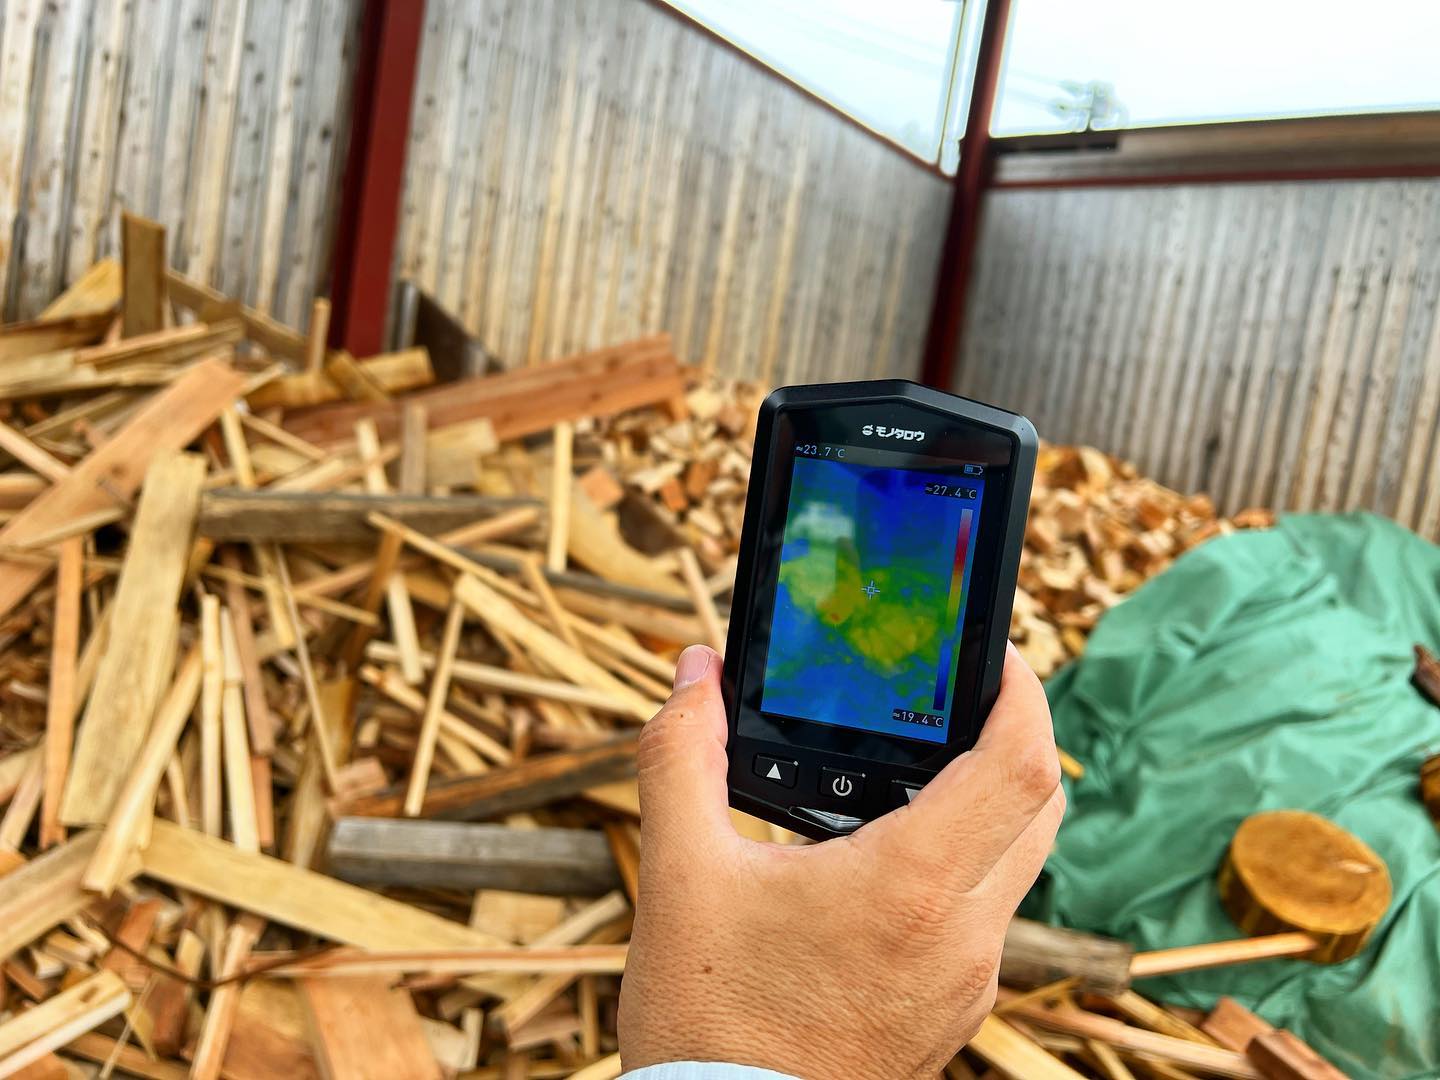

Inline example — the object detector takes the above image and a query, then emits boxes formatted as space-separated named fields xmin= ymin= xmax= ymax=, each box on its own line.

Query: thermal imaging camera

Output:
xmin=722 ymin=381 xmax=1036 ymax=840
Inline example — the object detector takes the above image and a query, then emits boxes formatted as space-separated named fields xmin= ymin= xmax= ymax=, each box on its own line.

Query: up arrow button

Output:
xmin=753 ymin=755 xmax=797 ymax=789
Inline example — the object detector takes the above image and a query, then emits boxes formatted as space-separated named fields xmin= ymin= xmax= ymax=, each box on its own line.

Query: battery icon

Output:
xmin=963 ymin=464 xmax=984 ymax=476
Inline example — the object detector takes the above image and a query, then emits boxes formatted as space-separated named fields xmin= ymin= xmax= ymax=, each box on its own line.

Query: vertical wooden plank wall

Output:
xmin=959 ymin=180 xmax=1440 ymax=538
xmin=395 ymin=0 xmax=951 ymax=382
xmin=0 ymin=0 xmax=364 ymax=326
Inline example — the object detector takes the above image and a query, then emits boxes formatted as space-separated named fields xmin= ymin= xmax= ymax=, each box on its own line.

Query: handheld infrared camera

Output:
xmin=722 ymin=381 xmax=1036 ymax=840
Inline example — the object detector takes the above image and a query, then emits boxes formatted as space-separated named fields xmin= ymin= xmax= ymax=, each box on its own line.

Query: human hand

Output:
xmin=617 ymin=642 xmax=1064 ymax=1079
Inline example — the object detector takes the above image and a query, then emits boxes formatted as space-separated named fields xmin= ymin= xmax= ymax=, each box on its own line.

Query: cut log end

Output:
xmin=1217 ymin=810 xmax=1390 ymax=964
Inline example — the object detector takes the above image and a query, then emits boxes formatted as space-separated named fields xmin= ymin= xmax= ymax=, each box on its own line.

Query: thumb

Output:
xmin=636 ymin=644 xmax=735 ymax=852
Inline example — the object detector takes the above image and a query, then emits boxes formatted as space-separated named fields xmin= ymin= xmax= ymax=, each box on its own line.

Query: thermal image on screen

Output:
xmin=760 ymin=453 xmax=984 ymax=743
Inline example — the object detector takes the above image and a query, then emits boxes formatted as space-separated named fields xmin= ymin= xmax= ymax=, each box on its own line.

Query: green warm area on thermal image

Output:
xmin=777 ymin=543 xmax=943 ymax=671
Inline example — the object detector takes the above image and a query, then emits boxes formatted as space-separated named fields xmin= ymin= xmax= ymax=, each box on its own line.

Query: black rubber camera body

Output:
xmin=722 ymin=381 xmax=1037 ymax=840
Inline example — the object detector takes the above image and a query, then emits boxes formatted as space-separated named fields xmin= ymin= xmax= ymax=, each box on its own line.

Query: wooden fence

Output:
xmin=0 ymin=0 xmax=362 ymax=327
xmin=959 ymin=179 xmax=1440 ymax=536
xmin=394 ymin=0 xmax=950 ymax=382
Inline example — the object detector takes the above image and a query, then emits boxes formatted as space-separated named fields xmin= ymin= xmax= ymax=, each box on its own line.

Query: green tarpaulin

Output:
xmin=1024 ymin=513 xmax=1440 ymax=1078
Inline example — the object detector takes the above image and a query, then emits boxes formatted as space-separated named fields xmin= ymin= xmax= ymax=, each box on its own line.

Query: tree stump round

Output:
xmin=1217 ymin=810 xmax=1390 ymax=964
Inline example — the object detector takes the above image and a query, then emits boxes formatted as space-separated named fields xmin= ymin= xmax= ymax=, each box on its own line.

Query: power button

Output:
xmin=819 ymin=767 xmax=864 ymax=801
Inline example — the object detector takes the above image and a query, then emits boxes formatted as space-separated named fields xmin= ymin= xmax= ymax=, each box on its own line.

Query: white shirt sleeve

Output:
xmin=624 ymin=1064 xmax=800 ymax=1080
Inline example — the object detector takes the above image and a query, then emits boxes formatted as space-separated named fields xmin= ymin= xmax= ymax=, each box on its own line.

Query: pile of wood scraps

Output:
xmin=1013 ymin=444 xmax=1276 ymax=678
xmin=0 ymin=210 xmax=1322 ymax=1079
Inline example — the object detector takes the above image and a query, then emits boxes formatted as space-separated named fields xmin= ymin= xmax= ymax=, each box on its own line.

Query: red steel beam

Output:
xmin=920 ymin=0 xmax=1014 ymax=391
xmin=991 ymin=161 xmax=1440 ymax=190
xmin=328 ymin=0 xmax=427 ymax=357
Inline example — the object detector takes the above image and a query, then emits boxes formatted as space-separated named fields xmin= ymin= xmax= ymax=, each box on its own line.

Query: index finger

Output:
xmin=860 ymin=643 xmax=1061 ymax=889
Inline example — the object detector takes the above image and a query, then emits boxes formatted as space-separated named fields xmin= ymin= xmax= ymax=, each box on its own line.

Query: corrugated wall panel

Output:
xmin=396 ymin=0 xmax=951 ymax=382
xmin=959 ymin=180 xmax=1440 ymax=538
xmin=0 ymin=0 xmax=363 ymax=326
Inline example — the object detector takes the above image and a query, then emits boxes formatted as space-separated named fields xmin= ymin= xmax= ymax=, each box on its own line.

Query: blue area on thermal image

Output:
xmin=759 ymin=455 xmax=983 ymax=743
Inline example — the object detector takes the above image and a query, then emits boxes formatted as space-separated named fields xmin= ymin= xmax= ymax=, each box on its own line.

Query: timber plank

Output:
xmin=0 ymin=358 xmax=245 ymax=619
xmin=138 ymin=821 xmax=511 ymax=952
xmin=60 ymin=451 xmax=206 ymax=825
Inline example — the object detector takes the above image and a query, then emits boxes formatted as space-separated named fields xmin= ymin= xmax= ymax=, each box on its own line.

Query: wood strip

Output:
xmin=0 ymin=832 xmax=131 ymax=964
xmin=191 ymin=914 xmax=264 ymax=1080
xmin=294 ymin=507 xmax=541 ymax=600
xmin=358 ymin=419 xmax=424 ymax=685
xmin=38 ymin=538 xmax=82 ymax=848
xmin=305 ymin=299 xmax=331 ymax=373
xmin=399 ymin=402 xmax=428 ymax=495
xmin=221 ymin=609 xmax=260 ymax=852
xmin=0 ymin=750 xmax=42 ymax=851
xmin=997 ymin=996 xmax=1261 ymax=1078
xmin=338 ymin=736 xmax=638 ymax=822
xmin=1128 ymin=933 xmax=1318 ymax=979
xmin=273 ymin=550 xmax=342 ymax=791
xmin=0 ymin=420 xmax=69 ymax=482
xmin=1108 ymin=989 xmax=1217 ymax=1046
xmin=221 ymin=548 xmax=275 ymax=757
xmin=967 ymin=1015 xmax=1088 ymax=1080
xmin=357 ymin=665 xmax=509 ymax=768
xmin=166 ymin=269 xmax=308 ymax=362
xmin=60 ymin=451 xmax=206 ymax=826
xmin=454 ymin=574 xmax=659 ymax=722
xmin=200 ymin=594 xmax=224 ymax=837
xmin=546 ymin=422 xmax=573 ymax=573
xmin=82 ymin=647 xmax=203 ymax=896
xmin=406 ymin=600 xmax=467 ymax=816
xmin=676 ymin=547 xmax=726 ymax=651
xmin=366 ymin=640 xmax=645 ymax=717
xmin=0 ymin=970 xmax=130 ymax=1075
xmin=0 ymin=358 xmax=244 ymax=619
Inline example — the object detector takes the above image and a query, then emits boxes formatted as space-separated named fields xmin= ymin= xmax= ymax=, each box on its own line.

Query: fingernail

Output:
xmin=673 ymin=644 xmax=714 ymax=690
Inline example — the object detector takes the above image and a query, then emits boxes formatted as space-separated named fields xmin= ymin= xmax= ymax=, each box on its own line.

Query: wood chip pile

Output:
xmin=1014 ymin=445 xmax=1275 ymax=678
xmin=0 ymin=213 xmax=1345 ymax=1080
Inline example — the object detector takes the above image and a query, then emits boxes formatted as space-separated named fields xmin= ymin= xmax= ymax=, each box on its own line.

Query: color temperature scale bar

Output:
xmin=932 ymin=507 xmax=977 ymax=711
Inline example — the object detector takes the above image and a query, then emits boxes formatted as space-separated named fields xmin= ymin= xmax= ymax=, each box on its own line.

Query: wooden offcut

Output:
xmin=300 ymin=976 xmax=443 ymax=1080
xmin=1415 ymin=645 xmax=1440 ymax=707
xmin=1217 ymin=810 xmax=1390 ymax=964
xmin=59 ymin=452 xmax=206 ymax=826
xmin=121 ymin=213 xmax=166 ymax=337
xmin=327 ymin=819 xmax=622 ymax=896
xmin=999 ymin=918 xmax=1134 ymax=995
xmin=1247 ymin=1030 xmax=1349 ymax=1080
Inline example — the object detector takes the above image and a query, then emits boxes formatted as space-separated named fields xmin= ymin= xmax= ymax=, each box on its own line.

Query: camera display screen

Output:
xmin=759 ymin=446 xmax=986 ymax=744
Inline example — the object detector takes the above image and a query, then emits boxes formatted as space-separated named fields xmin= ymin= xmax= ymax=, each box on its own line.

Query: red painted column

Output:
xmin=328 ymin=0 xmax=427 ymax=357
xmin=920 ymin=0 xmax=1014 ymax=390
